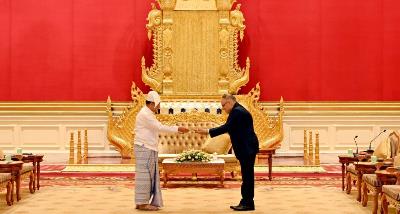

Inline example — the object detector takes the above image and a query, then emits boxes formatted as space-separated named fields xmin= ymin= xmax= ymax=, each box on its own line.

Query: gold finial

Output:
xmin=304 ymin=129 xmax=308 ymax=164
xmin=77 ymin=130 xmax=82 ymax=164
xmin=235 ymin=3 xmax=241 ymax=10
xmin=315 ymin=131 xmax=320 ymax=165
xmin=308 ymin=130 xmax=313 ymax=164
xmin=83 ymin=129 xmax=89 ymax=164
xmin=68 ymin=132 xmax=75 ymax=164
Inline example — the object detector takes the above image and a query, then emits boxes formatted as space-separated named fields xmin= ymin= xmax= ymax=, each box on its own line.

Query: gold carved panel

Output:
xmin=142 ymin=0 xmax=249 ymax=96
xmin=172 ymin=11 xmax=219 ymax=95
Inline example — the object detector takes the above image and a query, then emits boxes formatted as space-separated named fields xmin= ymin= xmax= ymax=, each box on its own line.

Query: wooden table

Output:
xmin=338 ymin=155 xmax=358 ymax=191
xmin=375 ymin=168 xmax=400 ymax=185
xmin=162 ymin=158 xmax=225 ymax=187
xmin=0 ymin=161 xmax=23 ymax=205
xmin=13 ymin=154 xmax=44 ymax=191
xmin=257 ymin=148 xmax=276 ymax=181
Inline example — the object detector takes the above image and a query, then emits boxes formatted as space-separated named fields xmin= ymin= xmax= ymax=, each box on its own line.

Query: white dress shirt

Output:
xmin=134 ymin=106 xmax=178 ymax=151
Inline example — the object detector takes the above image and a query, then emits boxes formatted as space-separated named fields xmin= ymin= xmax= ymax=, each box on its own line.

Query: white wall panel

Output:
xmin=20 ymin=126 xmax=60 ymax=148
xmin=0 ymin=126 xmax=14 ymax=147
xmin=334 ymin=126 xmax=373 ymax=149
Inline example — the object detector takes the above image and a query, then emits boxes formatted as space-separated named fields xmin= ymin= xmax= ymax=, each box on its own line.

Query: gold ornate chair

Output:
xmin=107 ymin=83 xmax=284 ymax=177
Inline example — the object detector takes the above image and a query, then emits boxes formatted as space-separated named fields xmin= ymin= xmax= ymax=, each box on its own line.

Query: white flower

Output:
xmin=175 ymin=150 xmax=212 ymax=162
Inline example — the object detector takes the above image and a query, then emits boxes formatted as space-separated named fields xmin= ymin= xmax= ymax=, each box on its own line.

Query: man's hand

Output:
xmin=194 ymin=128 xmax=208 ymax=135
xmin=178 ymin=127 xmax=189 ymax=133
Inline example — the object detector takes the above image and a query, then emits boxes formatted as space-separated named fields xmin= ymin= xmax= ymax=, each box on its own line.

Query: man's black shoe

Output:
xmin=230 ymin=205 xmax=240 ymax=210
xmin=230 ymin=202 xmax=244 ymax=210
xmin=232 ymin=205 xmax=255 ymax=211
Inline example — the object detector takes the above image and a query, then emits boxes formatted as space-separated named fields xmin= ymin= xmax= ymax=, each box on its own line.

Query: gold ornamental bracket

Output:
xmin=237 ymin=83 xmax=284 ymax=149
xmin=146 ymin=3 xmax=162 ymax=40
xmin=230 ymin=4 xmax=246 ymax=41
xmin=141 ymin=0 xmax=250 ymax=96
xmin=106 ymin=82 xmax=146 ymax=159
xmin=142 ymin=3 xmax=164 ymax=93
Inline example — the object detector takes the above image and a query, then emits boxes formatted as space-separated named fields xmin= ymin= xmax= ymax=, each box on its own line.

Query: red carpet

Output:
xmin=37 ymin=164 xmax=342 ymax=189
xmin=40 ymin=164 xmax=342 ymax=178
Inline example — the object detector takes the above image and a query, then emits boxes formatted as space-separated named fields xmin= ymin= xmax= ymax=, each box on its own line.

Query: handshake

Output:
xmin=177 ymin=127 xmax=208 ymax=135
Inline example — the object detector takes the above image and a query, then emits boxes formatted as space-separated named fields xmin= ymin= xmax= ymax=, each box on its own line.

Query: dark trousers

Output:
xmin=239 ymin=154 xmax=256 ymax=207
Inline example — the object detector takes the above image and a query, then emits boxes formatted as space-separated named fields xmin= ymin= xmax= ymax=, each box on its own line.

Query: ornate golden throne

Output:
xmin=106 ymin=0 xmax=284 ymax=175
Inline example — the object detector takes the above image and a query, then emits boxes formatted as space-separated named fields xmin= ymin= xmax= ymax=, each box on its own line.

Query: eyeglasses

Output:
xmin=221 ymin=102 xmax=228 ymax=107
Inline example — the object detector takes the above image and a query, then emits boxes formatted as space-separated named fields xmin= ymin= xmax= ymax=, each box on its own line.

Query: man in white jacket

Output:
xmin=134 ymin=91 xmax=189 ymax=211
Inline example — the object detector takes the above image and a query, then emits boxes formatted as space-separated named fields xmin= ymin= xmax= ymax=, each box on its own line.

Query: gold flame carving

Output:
xmin=106 ymin=82 xmax=145 ymax=158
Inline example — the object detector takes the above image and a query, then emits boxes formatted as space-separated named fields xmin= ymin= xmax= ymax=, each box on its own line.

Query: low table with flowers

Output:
xmin=162 ymin=150 xmax=225 ymax=187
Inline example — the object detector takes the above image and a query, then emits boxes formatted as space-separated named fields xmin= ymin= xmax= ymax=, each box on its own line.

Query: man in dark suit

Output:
xmin=196 ymin=94 xmax=259 ymax=211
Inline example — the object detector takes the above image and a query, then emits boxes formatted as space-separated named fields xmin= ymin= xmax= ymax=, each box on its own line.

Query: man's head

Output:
xmin=221 ymin=94 xmax=236 ymax=114
xmin=146 ymin=91 xmax=161 ymax=113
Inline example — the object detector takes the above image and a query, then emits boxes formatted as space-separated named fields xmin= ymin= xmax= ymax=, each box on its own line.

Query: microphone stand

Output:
xmin=354 ymin=136 xmax=358 ymax=156
xmin=366 ymin=130 xmax=386 ymax=154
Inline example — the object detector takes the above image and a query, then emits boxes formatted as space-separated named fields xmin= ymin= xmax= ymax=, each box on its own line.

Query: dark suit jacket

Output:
xmin=209 ymin=102 xmax=259 ymax=159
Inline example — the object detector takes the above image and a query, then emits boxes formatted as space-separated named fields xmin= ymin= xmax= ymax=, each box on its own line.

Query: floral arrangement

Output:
xmin=176 ymin=149 xmax=212 ymax=162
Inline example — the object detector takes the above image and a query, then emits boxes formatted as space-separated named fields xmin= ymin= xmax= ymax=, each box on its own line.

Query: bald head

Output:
xmin=222 ymin=94 xmax=236 ymax=102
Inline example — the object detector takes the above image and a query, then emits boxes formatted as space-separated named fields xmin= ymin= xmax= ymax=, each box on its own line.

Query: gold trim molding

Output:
xmin=1 ymin=102 xmax=400 ymax=116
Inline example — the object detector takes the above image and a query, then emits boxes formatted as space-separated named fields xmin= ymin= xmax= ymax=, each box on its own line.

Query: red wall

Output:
xmin=1 ymin=0 xmax=399 ymax=101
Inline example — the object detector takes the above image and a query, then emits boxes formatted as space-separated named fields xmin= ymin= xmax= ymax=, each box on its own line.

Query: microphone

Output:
xmin=367 ymin=129 xmax=387 ymax=153
xmin=354 ymin=135 xmax=358 ymax=154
